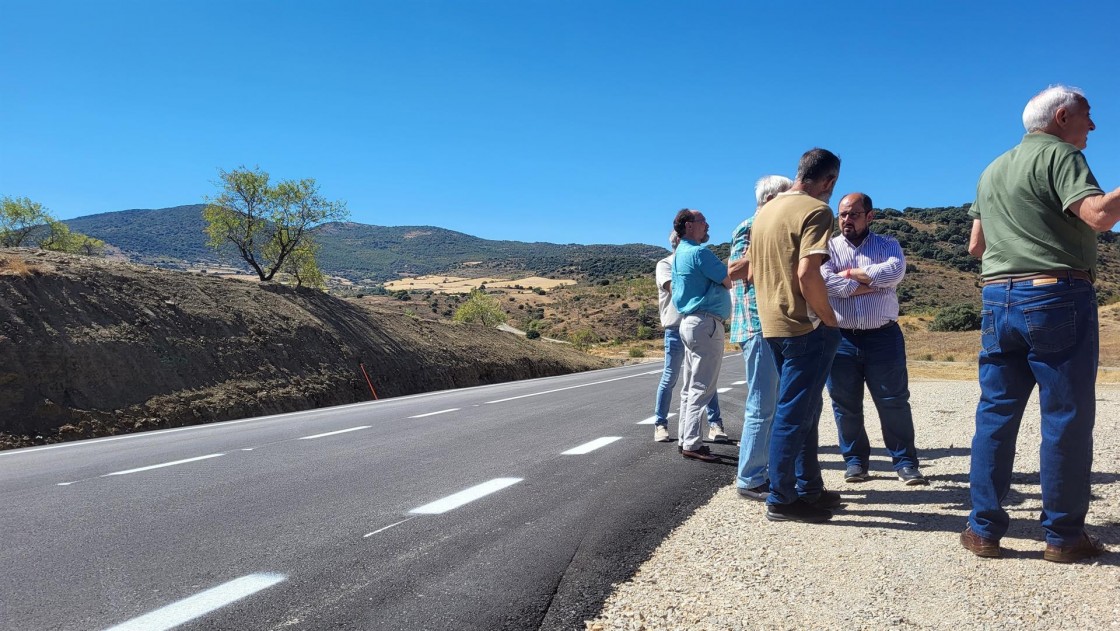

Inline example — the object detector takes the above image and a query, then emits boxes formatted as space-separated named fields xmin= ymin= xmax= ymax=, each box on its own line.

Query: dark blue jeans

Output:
xmin=826 ymin=322 xmax=918 ymax=470
xmin=766 ymin=325 xmax=841 ymax=506
xmin=968 ymin=277 xmax=1098 ymax=546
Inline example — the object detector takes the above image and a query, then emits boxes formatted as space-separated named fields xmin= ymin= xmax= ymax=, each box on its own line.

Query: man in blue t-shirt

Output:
xmin=671 ymin=208 xmax=732 ymax=463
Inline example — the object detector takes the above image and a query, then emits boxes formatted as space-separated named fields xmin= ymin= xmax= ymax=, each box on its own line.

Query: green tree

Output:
xmin=278 ymin=240 xmax=325 ymax=289
xmin=203 ymin=166 xmax=347 ymax=282
xmin=453 ymin=289 xmax=507 ymax=327
xmin=1 ymin=196 xmax=104 ymax=254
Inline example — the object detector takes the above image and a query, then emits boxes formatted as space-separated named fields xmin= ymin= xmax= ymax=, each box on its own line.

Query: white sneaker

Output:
xmin=654 ymin=425 xmax=671 ymax=442
xmin=708 ymin=425 xmax=728 ymax=442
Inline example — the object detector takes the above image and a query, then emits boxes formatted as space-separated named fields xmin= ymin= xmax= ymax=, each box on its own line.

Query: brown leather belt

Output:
xmin=982 ymin=270 xmax=1091 ymax=286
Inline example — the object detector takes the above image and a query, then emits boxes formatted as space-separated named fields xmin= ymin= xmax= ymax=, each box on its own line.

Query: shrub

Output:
xmin=628 ymin=347 xmax=645 ymax=358
xmin=526 ymin=329 xmax=541 ymax=340
xmin=929 ymin=303 xmax=981 ymax=332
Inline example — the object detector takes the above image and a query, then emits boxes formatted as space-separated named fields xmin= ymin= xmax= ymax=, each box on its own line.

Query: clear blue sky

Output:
xmin=3 ymin=0 xmax=1119 ymax=247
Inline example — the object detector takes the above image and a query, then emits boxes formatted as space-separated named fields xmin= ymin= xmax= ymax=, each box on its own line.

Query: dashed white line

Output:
xmin=363 ymin=517 xmax=416 ymax=538
xmin=409 ymin=478 xmax=522 ymax=514
xmin=408 ymin=408 xmax=460 ymax=418
xmin=103 ymin=453 xmax=225 ymax=477
xmin=562 ymin=437 xmax=622 ymax=455
xmin=103 ymin=572 xmax=285 ymax=631
xmin=636 ymin=413 xmax=675 ymax=425
xmin=298 ymin=426 xmax=371 ymax=440
xmin=732 ymin=380 xmax=746 ymax=385
xmin=643 ymin=369 xmax=662 ymax=375
xmin=717 ymin=387 xmax=732 ymax=393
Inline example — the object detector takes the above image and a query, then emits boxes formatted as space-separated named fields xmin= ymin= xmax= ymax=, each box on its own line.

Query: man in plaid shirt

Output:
xmin=728 ymin=175 xmax=792 ymax=500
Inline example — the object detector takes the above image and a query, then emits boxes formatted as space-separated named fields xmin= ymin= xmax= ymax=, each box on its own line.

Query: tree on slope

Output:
xmin=202 ymin=166 xmax=347 ymax=282
xmin=453 ymin=288 xmax=507 ymax=327
xmin=1 ymin=196 xmax=105 ymax=254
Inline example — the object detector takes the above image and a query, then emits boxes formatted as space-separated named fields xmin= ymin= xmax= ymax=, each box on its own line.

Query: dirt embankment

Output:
xmin=0 ymin=249 xmax=612 ymax=449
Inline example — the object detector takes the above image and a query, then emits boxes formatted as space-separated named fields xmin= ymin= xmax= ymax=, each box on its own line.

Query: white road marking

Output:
xmin=241 ymin=448 xmax=254 ymax=451
xmin=562 ymin=437 xmax=622 ymax=455
xmin=408 ymin=408 xmax=460 ymax=418
xmin=298 ymin=426 xmax=370 ymax=440
xmin=103 ymin=572 xmax=285 ymax=631
xmin=363 ymin=517 xmax=415 ymax=538
xmin=485 ymin=372 xmax=652 ymax=404
xmin=103 ymin=453 xmax=225 ymax=477
xmin=409 ymin=478 xmax=522 ymax=514
xmin=717 ymin=387 xmax=732 ymax=393
xmin=732 ymin=380 xmax=746 ymax=385
xmin=637 ymin=412 xmax=675 ymax=425
xmin=643 ymin=369 xmax=662 ymax=375
xmin=57 ymin=481 xmax=75 ymax=486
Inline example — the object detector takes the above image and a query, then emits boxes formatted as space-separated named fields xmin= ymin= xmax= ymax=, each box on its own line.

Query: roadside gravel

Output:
xmin=588 ymin=379 xmax=1120 ymax=630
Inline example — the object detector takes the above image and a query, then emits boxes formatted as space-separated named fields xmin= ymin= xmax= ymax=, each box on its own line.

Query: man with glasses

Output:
xmin=671 ymin=209 xmax=732 ymax=462
xmin=822 ymin=192 xmax=927 ymax=487
xmin=652 ymin=230 xmax=725 ymax=443
xmin=962 ymin=85 xmax=1119 ymax=563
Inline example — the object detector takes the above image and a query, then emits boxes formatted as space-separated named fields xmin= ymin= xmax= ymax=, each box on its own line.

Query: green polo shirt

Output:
xmin=969 ymin=133 xmax=1103 ymax=280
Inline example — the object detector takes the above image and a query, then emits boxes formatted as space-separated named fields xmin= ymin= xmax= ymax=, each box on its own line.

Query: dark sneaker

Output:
xmin=960 ymin=525 xmax=1001 ymax=558
xmin=898 ymin=466 xmax=929 ymax=486
xmin=765 ymin=499 xmax=832 ymax=523
xmin=737 ymin=483 xmax=769 ymax=501
xmin=1044 ymin=531 xmax=1106 ymax=563
xmin=844 ymin=464 xmax=869 ymax=483
xmin=803 ymin=489 xmax=843 ymax=509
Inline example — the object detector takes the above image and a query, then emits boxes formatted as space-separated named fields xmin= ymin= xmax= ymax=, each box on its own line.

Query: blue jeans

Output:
xmin=766 ymin=325 xmax=841 ymax=506
xmin=654 ymin=326 xmax=721 ymax=427
xmin=737 ymin=334 xmax=778 ymax=489
xmin=826 ymin=322 xmax=918 ymax=470
xmin=968 ymin=277 xmax=1098 ymax=546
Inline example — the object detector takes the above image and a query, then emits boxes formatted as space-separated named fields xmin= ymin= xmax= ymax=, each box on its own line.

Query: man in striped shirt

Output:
xmin=822 ymin=192 xmax=927 ymax=486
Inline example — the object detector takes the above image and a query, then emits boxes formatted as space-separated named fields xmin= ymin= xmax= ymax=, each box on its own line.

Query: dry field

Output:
xmin=383 ymin=274 xmax=576 ymax=293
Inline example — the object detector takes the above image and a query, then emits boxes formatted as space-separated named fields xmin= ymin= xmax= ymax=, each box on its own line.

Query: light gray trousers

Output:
xmin=678 ymin=312 xmax=725 ymax=451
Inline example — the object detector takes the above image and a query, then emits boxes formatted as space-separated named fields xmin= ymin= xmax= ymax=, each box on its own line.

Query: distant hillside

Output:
xmin=63 ymin=206 xmax=665 ymax=283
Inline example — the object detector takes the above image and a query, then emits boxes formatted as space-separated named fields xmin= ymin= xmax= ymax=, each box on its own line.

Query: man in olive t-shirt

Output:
xmin=961 ymin=85 xmax=1120 ymax=564
xmin=746 ymin=148 xmax=842 ymax=524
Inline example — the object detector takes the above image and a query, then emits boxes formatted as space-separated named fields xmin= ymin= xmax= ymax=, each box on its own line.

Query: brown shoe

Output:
xmin=1044 ymin=531 xmax=1106 ymax=563
xmin=960 ymin=526 xmax=1001 ymax=558
xmin=681 ymin=445 xmax=719 ymax=462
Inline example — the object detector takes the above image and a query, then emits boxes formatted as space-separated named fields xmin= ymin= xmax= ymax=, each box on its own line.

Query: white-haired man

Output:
xmin=653 ymin=230 xmax=724 ymax=443
xmin=727 ymin=175 xmax=792 ymax=500
xmin=963 ymin=85 xmax=1120 ymax=563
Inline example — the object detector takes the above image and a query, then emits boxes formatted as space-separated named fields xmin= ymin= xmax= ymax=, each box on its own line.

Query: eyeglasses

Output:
xmin=838 ymin=211 xmax=868 ymax=219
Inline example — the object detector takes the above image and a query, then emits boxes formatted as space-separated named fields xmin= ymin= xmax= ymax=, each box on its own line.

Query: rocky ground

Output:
xmin=587 ymin=380 xmax=1120 ymax=630
xmin=0 ymin=248 xmax=611 ymax=449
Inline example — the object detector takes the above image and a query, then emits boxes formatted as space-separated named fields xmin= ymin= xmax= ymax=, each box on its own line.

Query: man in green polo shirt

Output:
xmin=962 ymin=85 xmax=1120 ymax=563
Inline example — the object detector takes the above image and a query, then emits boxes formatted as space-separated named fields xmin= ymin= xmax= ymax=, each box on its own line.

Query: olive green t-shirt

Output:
xmin=969 ymin=133 xmax=1103 ymax=280
xmin=746 ymin=191 xmax=834 ymax=338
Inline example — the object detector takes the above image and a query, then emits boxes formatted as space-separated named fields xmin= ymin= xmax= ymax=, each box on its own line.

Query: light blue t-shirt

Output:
xmin=671 ymin=239 xmax=730 ymax=319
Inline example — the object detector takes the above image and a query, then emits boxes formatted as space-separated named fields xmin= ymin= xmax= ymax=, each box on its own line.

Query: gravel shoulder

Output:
xmin=588 ymin=379 xmax=1120 ymax=630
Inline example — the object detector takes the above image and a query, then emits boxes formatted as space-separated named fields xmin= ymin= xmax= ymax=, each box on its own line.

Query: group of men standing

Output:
xmin=652 ymin=84 xmax=1115 ymax=560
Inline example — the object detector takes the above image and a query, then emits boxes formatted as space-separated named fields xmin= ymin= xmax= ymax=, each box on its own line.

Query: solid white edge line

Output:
xmin=103 ymin=453 xmax=225 ymax=477
xmin=2 ymin=362 xmax=659 ymax=458
xmin=408 ymin=408 xmax=461 ymax=418
xmin=298 ymin=426 xmax=371 ymax=440
xmin=363 ymin=517 xmax=415 ymax=538
xmin=485 ymin=372 xmax=652 ymax=404
xmin=562 ymin=436 xmax=622 ymax=455
xmin=102 ymin=572 xmax=286 ymax=631
xmin=409 ymin=478 xmax=522 ymax=515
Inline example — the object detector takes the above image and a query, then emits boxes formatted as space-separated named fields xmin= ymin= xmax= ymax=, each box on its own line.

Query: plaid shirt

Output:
xmin=729 ymin=218 xmax=763 ymax=344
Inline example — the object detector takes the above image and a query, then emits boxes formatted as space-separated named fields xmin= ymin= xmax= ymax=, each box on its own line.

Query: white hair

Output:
xmin=755 ymin=175 xmax=793 ymax=208
xmin=1022 ymin=85 xmax=1086 ymax=133
xmin=668 ymin=230 xmax=681 ymax=250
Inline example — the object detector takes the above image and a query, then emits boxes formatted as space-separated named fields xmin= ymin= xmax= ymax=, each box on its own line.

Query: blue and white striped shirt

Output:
xmin=822 ymin=232 xmax=905 ymax=330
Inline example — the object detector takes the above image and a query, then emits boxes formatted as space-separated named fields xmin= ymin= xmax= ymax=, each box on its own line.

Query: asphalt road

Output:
xmin=0 ymin=356 xmax=747 ymax=631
